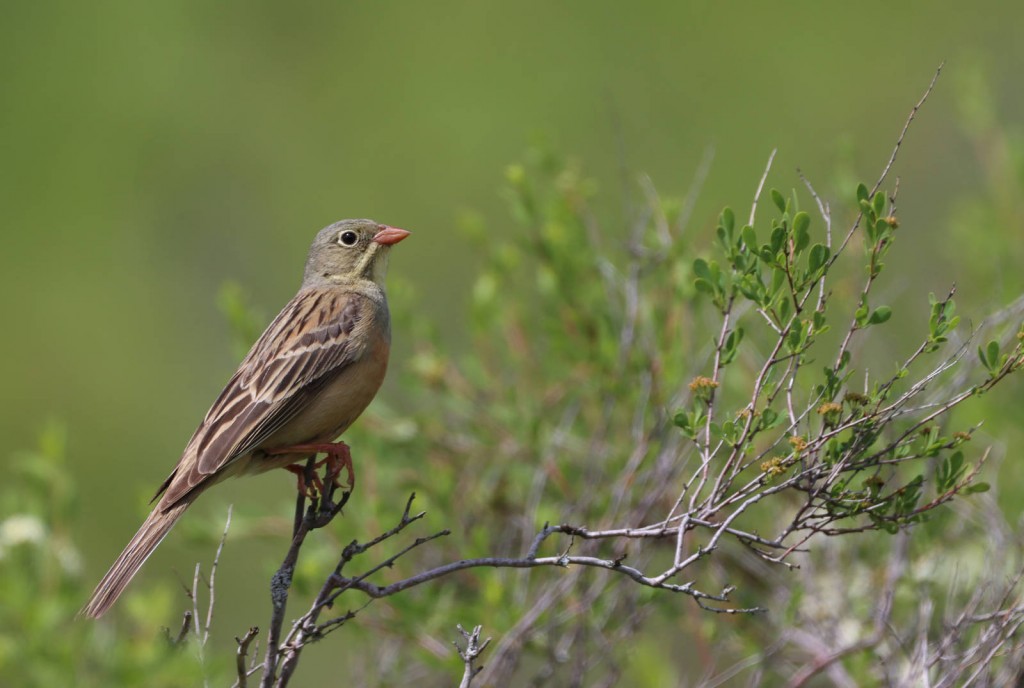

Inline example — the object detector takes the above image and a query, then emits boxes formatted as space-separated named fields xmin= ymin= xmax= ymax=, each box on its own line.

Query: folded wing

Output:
xmin=157 ymin=289 xmax=364 ymax=508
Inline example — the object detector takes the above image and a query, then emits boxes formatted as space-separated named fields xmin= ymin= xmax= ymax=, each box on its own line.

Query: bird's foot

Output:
xmin=283 ymin=463 xmax=320 ymax=500
xmin=270 ymin=441 xmax=355 ymax=499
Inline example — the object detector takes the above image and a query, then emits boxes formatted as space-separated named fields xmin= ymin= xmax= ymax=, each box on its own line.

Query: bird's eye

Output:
xmin=338 ymin=230 xmax=358 ymax=247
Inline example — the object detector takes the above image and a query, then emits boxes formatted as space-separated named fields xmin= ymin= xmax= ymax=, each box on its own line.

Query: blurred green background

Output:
xmin=3 ymin=0 xmax=1024 ymax=683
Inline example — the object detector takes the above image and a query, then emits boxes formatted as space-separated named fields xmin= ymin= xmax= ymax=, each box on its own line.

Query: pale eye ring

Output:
xmin=338 ymin=230 xmax=358 ymax=246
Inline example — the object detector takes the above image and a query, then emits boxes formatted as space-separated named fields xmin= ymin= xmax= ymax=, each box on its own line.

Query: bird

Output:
xmin=80 ymin=219 xmax=410 ymax=619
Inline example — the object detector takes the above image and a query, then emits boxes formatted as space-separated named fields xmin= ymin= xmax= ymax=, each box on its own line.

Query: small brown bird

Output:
xmin=81 ymin=219 xmax=410 ymax=618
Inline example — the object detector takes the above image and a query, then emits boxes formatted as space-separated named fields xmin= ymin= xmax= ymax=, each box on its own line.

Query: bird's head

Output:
xmin=303 ymin=219 xmax=410 ymax=287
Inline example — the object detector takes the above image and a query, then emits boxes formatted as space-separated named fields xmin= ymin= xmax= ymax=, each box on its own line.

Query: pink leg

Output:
xmin=283 ymin=463 xmax=319 ymax=498
xmin=267 ymin=441 xmax=355 ymax=496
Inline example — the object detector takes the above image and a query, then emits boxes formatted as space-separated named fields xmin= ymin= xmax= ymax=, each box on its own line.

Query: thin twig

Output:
xmin=749 ymin=148 xmax=778 ymax=226
xmin=235 ymin=627 xmax=260 ymax=688
xmin=454 ymin=624 xmax=492 ymax=688
xmin=260 ymin=454 xmax=353 ymax=688
xmin=204 ymin=504 xmax=233 ymax=645
xmin=168 ymin=610 xmax=192 ymax=646
xmin=870 ymin=62 xmax=944 ymax=198
xmin=831 ymin=62 xmax=943 ymax=263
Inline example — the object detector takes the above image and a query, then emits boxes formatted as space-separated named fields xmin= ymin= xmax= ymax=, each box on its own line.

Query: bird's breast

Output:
xmin=247 ymin=325 xmax=391 ymax=471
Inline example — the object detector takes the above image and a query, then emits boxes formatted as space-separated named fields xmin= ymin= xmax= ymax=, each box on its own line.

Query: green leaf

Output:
xmin=721 ymin=327 xmax=745 ymax=365
xmin=721 ymin=207 xmax=735 ymax=233
xmin=769 ymin=225 xmax=787 ymax=255
xmin=812 ymin=310 xmax=827 ymax=331
xmin=856 ymin=183 xmax=869 ymax=202
xmin=793 ymin=211 xmax=811 ymax=253
xmin=741 ymin=225 xmax=757 ymax=252
xmin=950 ymin=450 xmax=964 ymax=474
xmin=693 ymin=258 xmax=711 ymax=281
xmin=792 ymin=211 xmax=810 ymax=236
xmin=963 ymin=482 xmax=991 ymax=494
xmin=868 ymin=306 xmax=892 ymax=325
xmin=808 ymin=243 xmax=830 ymax=274
xmin=760 ymin=407 xmax=781 ymax=430
xmin=787 ymin=326 xmax=802 ymax=351
xmin=770 ymin=265 xmax=786 ymax=294
xmin=673 ymin=411 xmax=704 ymax=440
xmin=720 ymin=420 xmax=738 ymax=444
xmin=855 ymin=303 xmax=869 ymax=327
xmin=894 ymin=474 xmax=924 ymax=515
xmin=715 ymin=225 xmax=727 ymax=247
xmin=987 ymin=340 xmax=1000 ymax=370
xmin=937 ymin=451 xmax=966 ymax=492
xmin=737 ymin=275 xmax=763 ymax=302
xmin=778 ymin=294 xmax=791 ymax=322
xmin=770 ymin=188 xmax=786 ymax=213
xmin=872 ymin=190 xmax=886 ymax=216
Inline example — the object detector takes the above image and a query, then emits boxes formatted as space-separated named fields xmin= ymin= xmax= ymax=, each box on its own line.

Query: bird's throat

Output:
xmin=363 ymin=248 xmax=390 ymax=286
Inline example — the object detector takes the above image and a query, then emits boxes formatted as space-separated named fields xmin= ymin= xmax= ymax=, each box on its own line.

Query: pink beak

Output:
xmin=373 ymin=225 xmax=411 ymax=246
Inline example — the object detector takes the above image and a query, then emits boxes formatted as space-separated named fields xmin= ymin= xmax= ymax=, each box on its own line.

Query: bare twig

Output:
xmin=204 ymin=504 xmax=232 ymax=646
xmin=832 ymin=62 xmax=944 ymax=262
xmin=454 ymin=624 xmax=492 ymax=688
xmin=235 ymin=627 xmax=260 ymax=688
xmin=749 ymin=148 xmax=778 ymax=226
xmin=260 ymin=457 xmax=353 ymax=688
xmin=871 ymin=62 xmax=944 ymax=198
xmin=166 ymin=610 xmax=192 ymax=646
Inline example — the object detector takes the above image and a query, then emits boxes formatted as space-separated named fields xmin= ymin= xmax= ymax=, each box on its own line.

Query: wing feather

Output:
xmin=158 ymin=290 xmax=364 ymax=506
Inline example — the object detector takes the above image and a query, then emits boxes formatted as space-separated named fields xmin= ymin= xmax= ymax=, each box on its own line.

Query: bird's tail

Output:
xmin=79 ymin=500 xmax=190 ymax=619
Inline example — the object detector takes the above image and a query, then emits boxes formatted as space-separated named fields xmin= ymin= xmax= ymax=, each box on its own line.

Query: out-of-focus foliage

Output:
xmin=5 ymin=127 xmax=1024 ymax=684
xmin=0 ymin=423 xmax=226 ymax=687
xmin=338 ymin=146 xmax=1020 ymax=685
xmin=3 ymin=4 xmax=1024 ymax=684
xmin=947 ymin=59 xmax=1024 ymax=303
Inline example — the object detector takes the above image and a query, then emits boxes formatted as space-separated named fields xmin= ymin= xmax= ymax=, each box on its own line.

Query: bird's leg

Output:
xmin=282 ymin=462 xmax=321 ymax=500
xmin=290 ymin=442 xmax=354 ymax=493
xmin=269 ymin=442 xmax=355 ymax=497
xmin=320 ymin=442 xmax=354 ymax=492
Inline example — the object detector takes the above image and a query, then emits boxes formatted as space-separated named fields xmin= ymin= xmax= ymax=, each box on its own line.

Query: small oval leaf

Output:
xmin=770 ymin=188 xmax=786 ymax=213
xmin=721 ymin=207 xmax=735 ymax=233
xmin=869 ymin=306 xmax=892 ymax=325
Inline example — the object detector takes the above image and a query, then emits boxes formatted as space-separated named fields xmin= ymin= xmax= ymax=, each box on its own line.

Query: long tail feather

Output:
xmin=79 ymin=501 xmax=190 ymax=619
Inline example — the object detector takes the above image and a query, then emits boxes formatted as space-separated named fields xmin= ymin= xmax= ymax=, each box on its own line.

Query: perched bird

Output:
xmin=81 ymin=219 xmax=410 ymax=619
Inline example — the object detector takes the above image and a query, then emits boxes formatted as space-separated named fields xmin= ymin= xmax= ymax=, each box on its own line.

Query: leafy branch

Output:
xmin=212 ymin=63 xmax=1024 ymax=686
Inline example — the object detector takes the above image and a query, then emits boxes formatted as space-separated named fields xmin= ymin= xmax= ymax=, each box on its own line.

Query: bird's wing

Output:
xmin=158 ymin=288 xmax=366 ymax=507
